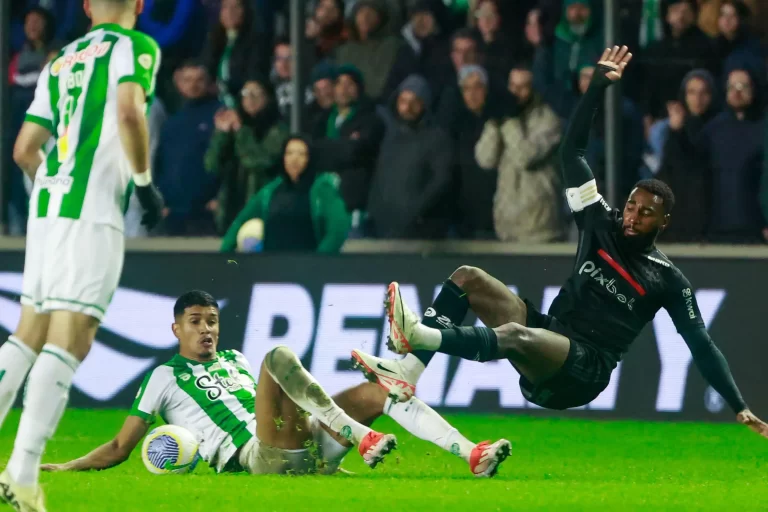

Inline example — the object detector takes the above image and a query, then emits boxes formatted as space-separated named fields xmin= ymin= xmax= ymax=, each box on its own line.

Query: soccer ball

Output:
xmin=236 ymin=218 xmax=264 ymax=253
xmin=141 ymin=424 xmax=201 ymax=475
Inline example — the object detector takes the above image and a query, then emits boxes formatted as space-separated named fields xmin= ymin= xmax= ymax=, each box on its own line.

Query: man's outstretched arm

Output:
xmin=41 ymin=415 xmax=150 ymax=472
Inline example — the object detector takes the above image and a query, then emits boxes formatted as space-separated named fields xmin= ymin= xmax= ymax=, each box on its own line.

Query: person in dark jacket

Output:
xmin=155 ymin=62 xmax=221 ymax=236
xmin=699 ymin=66 xmax=766 ymax=243
xmin=202 ymin=0 xmax=269 ymax=109
xmin=655 ymin=69 xmax=719 ymax=242
xmin=367 ymin=75 xmax=453 ymax=239
xmin=552 ymin=0 xmax=604 ymax=89
xmin=473 ymin=0 xmax=527 ymax=84
xmin=205 ymin=77 xmax=289 ymax=234
xmin=220 ymin=136 xmax=351 ymax=253
xmin=311 ymin=64 xmax=384 ymax=213
xmin=305 ymin=0 xmax=348 ymax=60
xmin=640 ymin=0 xmax=717 ymax=134
xmin=714 ymin=0 xmax=765 ymax=80
xmin=306 ymin=60 xmax=338 ymax=127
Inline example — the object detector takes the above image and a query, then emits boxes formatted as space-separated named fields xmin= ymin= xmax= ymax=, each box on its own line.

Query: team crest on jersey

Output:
xmin=179 ymin=374 xmax=191 ymax=382
xmin=138 ymin=54 xmax=153 ymax=70
xmin=51 ymin=42 xmax=112 ymax=76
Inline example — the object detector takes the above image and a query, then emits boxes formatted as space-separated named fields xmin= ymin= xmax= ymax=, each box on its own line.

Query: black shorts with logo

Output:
xmin=519 ymin=299 xmax=618 ymax=410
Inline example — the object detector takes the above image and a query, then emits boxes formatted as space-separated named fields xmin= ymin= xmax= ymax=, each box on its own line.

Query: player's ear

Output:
xmin=135 ymin=0 xmax=145 ymax=16
xmin=171 ymin=321 xmax=180 ymax=340
xmin=661 ymin=213 xmax=671 ymax=231
xmin=83 ymin=0 xmax=92 ymax=18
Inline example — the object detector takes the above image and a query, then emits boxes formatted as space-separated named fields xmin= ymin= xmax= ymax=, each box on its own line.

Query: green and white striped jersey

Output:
xmin=25 ymin=23 xmax=160 ymax=231
xmin=130 ymin=350 xmax=257 ymax=472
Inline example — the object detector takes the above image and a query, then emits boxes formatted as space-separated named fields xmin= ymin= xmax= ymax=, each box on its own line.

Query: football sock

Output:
xmin=8 ymin=344 xmax=79 ymax=487
xmin=436 ymin=327 xmax=500 ymax=362
xmin=0 ymin=337 xmax=38 ymax=430
xmin=264 ymin=346 xmax=371 ymax=445
xmin=408 ymin=279 xmax=470 ymax=371
xmin=384 ymin=397 xmax=475 ymax=462
xmin=311 ymin=419 xmax=352 ymax=474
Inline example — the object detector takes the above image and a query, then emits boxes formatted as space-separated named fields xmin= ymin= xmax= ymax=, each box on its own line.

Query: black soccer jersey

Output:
xmin=548 ymin=196 xmax=704 ymax=360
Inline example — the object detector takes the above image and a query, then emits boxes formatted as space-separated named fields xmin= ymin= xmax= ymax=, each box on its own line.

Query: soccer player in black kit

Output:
xmin=351 ymin=46 xmax=768 ymax=443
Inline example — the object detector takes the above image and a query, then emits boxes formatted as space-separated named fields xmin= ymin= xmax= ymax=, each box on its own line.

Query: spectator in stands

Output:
xmin=552 ymin=0 xmax=604 ymax=90
xmin=311 ymin=64 xmax=384 ymax=215
xmin=271 ymin=38 xmax=313 ymax=120
xmin=205 ymin=77 xmax=289 ymax=234
xmin=641 ymin=0 xmax=716 ymax=135
xmin=577 ymin=64 xmax=644 ymax=199
xmin=10 ymin=0 xmax=79 ymax=52
xmin=475 ymin=65 xmax=564 ymax=243
xmin=155 ymin=61 xmax=221 ymax=236
xmin=306 ymin=61 xmax=338 ymax=126
xmin=306 ymin=0 xmax=348 ymax=60
xmin=698 ymin=0 xmax=764 ymax=40
xmin=367 ymin=75 xmax=453 ymax=239
xmin=220 ymin=136 xmax=351 ymax=253
xmin=654 ymin=70 xmax=718 ymax=242
xmin=472 ymin=0 xmax=524 ymax=84
xmin=382 ymin=0 xmax=451 ymax=103
xmin=335 ymin=0 xmax=402 ymax=101
xmin=700 ymin=67 xmax=767 ymax=243
xmin=202 ymin=0 xmax=269 ymax=109
xmin=449 ymin=65 xmax=498 ymax=239
xmin=714 ymin=0 xmax=765 ymax=77
xmin=436 ymin=29 xmax=486 ymax=127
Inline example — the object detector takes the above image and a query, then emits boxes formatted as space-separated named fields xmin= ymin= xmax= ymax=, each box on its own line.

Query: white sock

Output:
xmin=399 ymin=354 xmax=426 ymax=383
xmin=312 ymin=418 xmax=352 ymax=474
xmin=0 ymin=337 xmax=38 ymax=429
xmin=7 ymin=344 xmax=79 ymax=487
xmin=265 ymin=347 xmax=372 ymax=445
xmin=413 ymin=323 xmax=442 ymax=351
xmin=384 ymin=397 xmax=475 ymax=462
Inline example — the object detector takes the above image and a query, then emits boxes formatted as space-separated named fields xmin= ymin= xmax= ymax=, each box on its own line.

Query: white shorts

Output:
xmin=21 ymin=217 xmax=124 ymax=321
xmin=238 ymin=417 xmax=350 ymax=475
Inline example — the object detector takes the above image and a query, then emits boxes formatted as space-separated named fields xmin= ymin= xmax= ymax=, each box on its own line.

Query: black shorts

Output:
xmin=519 ymin=299 xmax=618 ymax=410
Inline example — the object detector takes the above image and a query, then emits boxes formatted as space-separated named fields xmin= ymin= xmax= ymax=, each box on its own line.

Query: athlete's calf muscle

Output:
xmin=450 ymin=266 xmax=526 ymax=327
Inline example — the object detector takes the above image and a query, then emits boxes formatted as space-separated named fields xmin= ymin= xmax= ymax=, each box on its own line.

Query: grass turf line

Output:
xmin=0 ymin=410 xmax=766 ymax=511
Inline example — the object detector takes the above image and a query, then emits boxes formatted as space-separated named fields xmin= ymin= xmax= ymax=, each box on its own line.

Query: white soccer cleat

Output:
xmin=351 ymin=349 xmax=416 ymax=402
xmin=469 ymin=439 xmax=512 ymax=478
xmin=358 ymin=431 xmax=397 ymax=469
xmin=384 ymin=282 xmax=420 ymax=355
xmin=0 ymin=471 xmax=46 ymax=512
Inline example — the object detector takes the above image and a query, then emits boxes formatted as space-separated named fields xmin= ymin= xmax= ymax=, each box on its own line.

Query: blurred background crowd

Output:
xmin=5 ymin=0 xmax=768 ymax=252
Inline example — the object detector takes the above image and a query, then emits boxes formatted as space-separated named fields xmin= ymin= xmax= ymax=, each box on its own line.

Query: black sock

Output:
xmin=438 ymin=326 xmax=499 ymax=362
xmin=412 ymin=279 xmax=470 ymax=367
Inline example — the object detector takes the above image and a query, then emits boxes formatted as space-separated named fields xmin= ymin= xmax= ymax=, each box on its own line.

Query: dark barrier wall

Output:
xmin=0 ymin=251 xmax=765 ymax=421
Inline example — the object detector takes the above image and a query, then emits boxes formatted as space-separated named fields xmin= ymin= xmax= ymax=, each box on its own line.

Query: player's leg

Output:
xmin=261 ymin=346 xmax=396 ymax=467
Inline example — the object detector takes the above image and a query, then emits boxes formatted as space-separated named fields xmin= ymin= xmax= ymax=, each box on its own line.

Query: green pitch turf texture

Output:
xmin=0 ymin=410 xmax=766 ymax=511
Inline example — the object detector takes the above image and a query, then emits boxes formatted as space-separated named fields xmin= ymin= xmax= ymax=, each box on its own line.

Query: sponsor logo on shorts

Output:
xmin=51 ymin=42 xmax=112 ymax=76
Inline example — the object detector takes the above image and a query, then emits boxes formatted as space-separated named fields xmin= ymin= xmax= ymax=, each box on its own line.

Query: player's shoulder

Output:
xmin=218 ymin=349 xmax=243 ymax=361
xmin=643 ymin=248 xmax=690 ymax=283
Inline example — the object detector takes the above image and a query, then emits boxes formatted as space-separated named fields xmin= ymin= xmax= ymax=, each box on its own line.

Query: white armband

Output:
xmin=133 ymin=170 xmax=152 ymax=187
xmin=565 ymin=179 xmax=601 ymax=212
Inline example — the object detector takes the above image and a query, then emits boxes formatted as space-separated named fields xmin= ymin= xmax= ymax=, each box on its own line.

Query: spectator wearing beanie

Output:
xmin=306 ymin=61 xmax=338 ymax=127
xmin=311 ymin=64 xmax=384 ymax=213
xmin=335 ymin=0 xmax=402 ymax=101
xmin=367 ymin=75 xmax=453 ymax=239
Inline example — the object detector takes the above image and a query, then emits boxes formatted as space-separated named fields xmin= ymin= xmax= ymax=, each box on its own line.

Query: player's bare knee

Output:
xmin=265 ymin=345 xmax=301 ymax=376
xmin=495 ymin=322 xmax=534 ymax=359
xmin=450 ymin=265 xmax=487 ymax=291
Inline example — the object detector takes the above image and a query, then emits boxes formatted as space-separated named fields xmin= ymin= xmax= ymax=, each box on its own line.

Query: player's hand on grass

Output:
xmin=41 ymin=463 xmax=71 ymax=472
xmin=737 ymin=409 xmax=768 ymax=439
xmin=596 ymin=45 xmax=632 ymax=82
xmin=135 ymin=182 xmax=165 ymax=230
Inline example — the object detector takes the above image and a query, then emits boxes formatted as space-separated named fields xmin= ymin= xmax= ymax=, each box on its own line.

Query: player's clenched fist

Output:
xmin=134 ymin=173 xmax=165 ymax=230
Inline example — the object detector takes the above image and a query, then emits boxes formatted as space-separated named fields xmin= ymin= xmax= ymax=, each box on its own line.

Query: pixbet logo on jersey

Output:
xmin=579 ymin=260 xmax=636 ymax=310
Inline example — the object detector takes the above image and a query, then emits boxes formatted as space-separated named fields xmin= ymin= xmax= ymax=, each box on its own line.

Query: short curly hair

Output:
xmin=634 ymin=179 xmax=675 ymax=214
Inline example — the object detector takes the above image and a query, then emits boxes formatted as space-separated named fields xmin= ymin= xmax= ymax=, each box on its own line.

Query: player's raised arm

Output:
xmin=41 ymin=415 xmax=150 ymax=472
xmin=560 ymin=46 xmax=632 ymax=193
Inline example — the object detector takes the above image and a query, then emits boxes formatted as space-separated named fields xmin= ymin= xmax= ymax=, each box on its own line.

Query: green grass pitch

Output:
xmin=1 ymin=410 xmax=766 ymax=511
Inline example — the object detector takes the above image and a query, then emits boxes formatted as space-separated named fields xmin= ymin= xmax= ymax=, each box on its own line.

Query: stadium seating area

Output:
xmin=5 ymin=0 xmax=768 ymax=248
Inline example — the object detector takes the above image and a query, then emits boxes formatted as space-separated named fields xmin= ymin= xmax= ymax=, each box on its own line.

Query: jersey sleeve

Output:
xmin=113 ymin=33 xmax=161 ymax=100
xmin=662 ymin=270 xmax=706 ymax=333
xmin=129 ymin=368 xmax=169 ymax=424
xmin=25 ymin=63 xmax=54 ymax=132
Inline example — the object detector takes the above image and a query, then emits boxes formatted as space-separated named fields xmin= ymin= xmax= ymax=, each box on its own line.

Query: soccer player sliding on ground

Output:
xmin=41 ymin=292 xmax=509 ymax=478
xmin=353 ymin=46 xmax=768 ymax=438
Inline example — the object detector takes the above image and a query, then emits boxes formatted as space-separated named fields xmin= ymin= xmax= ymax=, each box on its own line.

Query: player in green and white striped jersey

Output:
xmin=42 ymin=291 xmax=511 ymax=478
xmin=0 ymin=1 xmax=164 ymax=510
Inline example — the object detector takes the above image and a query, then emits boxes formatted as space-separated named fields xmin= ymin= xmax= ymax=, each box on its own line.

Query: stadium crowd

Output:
xmin=6 ymin=0 xmax=768 ymax=250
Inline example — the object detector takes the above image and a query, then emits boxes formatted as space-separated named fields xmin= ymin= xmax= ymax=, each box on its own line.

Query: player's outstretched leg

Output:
xmin=0 ymin=307 xmax=50 ymax=431
xmin=263 ymin=345 xmax=397 ymax=468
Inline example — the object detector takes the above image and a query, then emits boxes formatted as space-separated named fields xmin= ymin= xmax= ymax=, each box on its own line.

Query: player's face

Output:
xmin=621 ymin=188 xmax=668 ymax=240
xmin=174 ymin=306 xmax=220 ymax=361
xmin=685 ymin=77 xmax=712 ymax=116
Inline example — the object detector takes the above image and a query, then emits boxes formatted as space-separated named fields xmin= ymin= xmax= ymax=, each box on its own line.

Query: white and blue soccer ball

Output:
xmin=236 ymin=218 xmax=264 ymax=253
xmin=141 ymin=425 xmax=201 ymax=475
